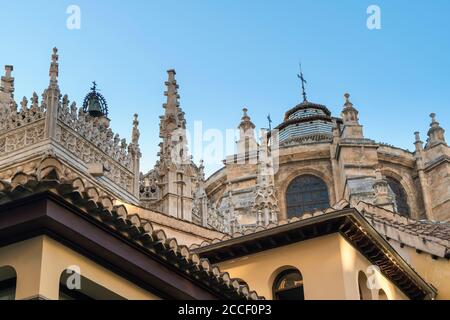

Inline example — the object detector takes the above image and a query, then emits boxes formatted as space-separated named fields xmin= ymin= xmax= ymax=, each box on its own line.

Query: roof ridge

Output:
xmin=190 ymin=198 xmax=351 ymax=250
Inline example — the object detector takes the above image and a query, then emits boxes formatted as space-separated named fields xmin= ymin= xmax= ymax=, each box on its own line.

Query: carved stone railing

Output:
xmin=57 ymin=97 xmax=133 ymax=169
xmin=0 ymin=91 xmax=136 ymax=198
xmin=0 ymin=94 xmax=46 ymax=155
xmin=55 ymin=123 xmax=134 ymax=193
xmin=207 ymin=205 xmax=230 ymax=234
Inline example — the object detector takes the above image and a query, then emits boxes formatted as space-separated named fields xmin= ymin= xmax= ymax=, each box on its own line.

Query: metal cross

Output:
xmin=297 ymin=63 xmax=307 ymax=102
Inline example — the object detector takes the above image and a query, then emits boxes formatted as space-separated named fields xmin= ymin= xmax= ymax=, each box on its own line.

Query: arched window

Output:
xmin=358 ymin=271 xmax=372 ymax=300
xmin=273 ymin=268 xmax=304 ymax=300
xmin=286 ymin=175 xmax=329 ymax=218
xmin=378 ymin=289 xmax=388 ymax=300
xmin=0 ymin=266 xmax=16 ymax=300
xmin=386 ymin=177 xmax=410 ymax=217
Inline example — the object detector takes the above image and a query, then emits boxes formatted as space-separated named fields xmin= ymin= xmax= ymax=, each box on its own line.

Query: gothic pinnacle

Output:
xmin=164 ymin=69 xmax=180 ymax=114
xmin=49 ymin=47 xmax=59 ymax=88
xmin=1 ymin=65 xmax=15 ymax=96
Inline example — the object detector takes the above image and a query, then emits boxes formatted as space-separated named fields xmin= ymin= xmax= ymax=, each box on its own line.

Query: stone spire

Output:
xmin=340 ymin=93 xmax=364 ymax=139
xmin=253 ymin=129 xmax=279 ymax=226
xmin=44 ymin=47 xmax=61 ymax=139
xmin=149 ymin=69 xmax=194 ymax=221
xmin=237 ymin=107 xmax=257 ymax=154
xmin=163 ymin=69 xmax=183 ymax=125
xmin=49 ymin=47 xmax=59 ymax=89
xmin=159 ymin=69 xmax=188 ymax=165
xmin=0 ymin=65 xmax=14 ymax=96
xmin=414 ymin=131 xmax=424 ymax=153
xmin=239 ymin=107 xmax=256 ymax=134
xmin=0 ymin=65 xmax=15 ymax=110
xmin=341 ymin=93 xmax=359 ymax=125
xmin=426 ymin=113 xmax=446 ymax=148
xmin=130 ymin=113 xmax=141 ymax=198
xmin=131 ymin=113 xmax=140 ymax=145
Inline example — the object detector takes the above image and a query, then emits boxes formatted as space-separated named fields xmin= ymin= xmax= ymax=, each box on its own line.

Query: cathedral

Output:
xmin=0 ymin=49 xmax=448 ymax=300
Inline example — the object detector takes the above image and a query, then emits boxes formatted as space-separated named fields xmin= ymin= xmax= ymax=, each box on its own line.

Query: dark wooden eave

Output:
xmin=0 ymin=192 xmax=242 ymax=300
xmin=193 ymin=208 xmax=437 ymax=300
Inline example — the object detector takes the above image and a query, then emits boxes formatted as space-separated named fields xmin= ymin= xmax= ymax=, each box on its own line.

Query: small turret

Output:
xmin=236 ymin=107 xmax=257 ymax=155
xmin=340 ymin=93 xmax=364 ymax=139
xmin=426 ymin=113 xmax=446 ymax=148
xmin=0 ymin=65 xmax=15 ymax=110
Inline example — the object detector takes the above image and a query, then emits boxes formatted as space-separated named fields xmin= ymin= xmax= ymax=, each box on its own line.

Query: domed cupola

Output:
xmin=276 ymin=100 xmax=334 ymax=145
xmin=274 ymin=67 xmax=335 ymax=146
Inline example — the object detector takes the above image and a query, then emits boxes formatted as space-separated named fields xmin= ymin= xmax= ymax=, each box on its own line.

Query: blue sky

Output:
xmin=1 ymin=0 xmax=449 ymax=176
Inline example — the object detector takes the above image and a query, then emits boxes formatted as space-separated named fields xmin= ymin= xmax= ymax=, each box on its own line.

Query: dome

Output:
xmin=275 ymin=100 xmax=336 ymax=145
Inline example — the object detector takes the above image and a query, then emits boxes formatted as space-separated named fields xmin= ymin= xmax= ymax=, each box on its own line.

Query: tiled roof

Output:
xmin=357 ymin=202 xmax=450 ymax=258
xmin=190 ymin=199 xmax=350 ymax=250
xmin=190 ymin=200 xmax=438 ymax=300
xmin=191 ymin=199 xmax=450 ymax=259
xmin=0 ymin=156 xmax=262 ymax=300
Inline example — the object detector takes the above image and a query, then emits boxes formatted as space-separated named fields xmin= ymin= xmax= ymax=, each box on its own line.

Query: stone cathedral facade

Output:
xmin=0 ymin=49 xmax=448 ymax=232
xmin=0 ymin=49 xmax=448 ymax=299
xmin=139 ymin=69 xmax=450 ymax=234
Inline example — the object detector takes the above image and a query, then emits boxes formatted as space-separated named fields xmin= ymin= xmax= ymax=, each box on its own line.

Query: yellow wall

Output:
xmin=388 ymin=240 xmax=450 ymax=300
xmin=338 ymin=236 xmax=408 ymax=300
xmin=0 ymin=236 xmax=159 ymax=300
xmin=217 ymin=233 xmax=408 ymax=300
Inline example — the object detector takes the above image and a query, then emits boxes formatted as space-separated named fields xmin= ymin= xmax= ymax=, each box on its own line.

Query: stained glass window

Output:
xmin=286 ymin=175 xmax=330 ymax=218
xmin=386 ymin=177 xmax=410 ymax=217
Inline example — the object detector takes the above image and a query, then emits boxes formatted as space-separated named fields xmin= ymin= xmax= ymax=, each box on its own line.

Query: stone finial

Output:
xmin=163 ymin=69 xmax=180 ymax=113
xmin=430 ymin=113 xmax=437 ymax=124
xmin=31 ymin=92 xmax=39 ymax=110
xmin=132 ymin=113 xmax=140 ymax=145
xmin=236 ymin=106 xmax=257 ymax=155
xmin=344 ymin=93 xmax=352 ymax=105
xmin=62 ymin=94 xmax=69 ymax=108
xmin=341 ymin=92 xmax=360 ymax=124
xmin=427 ymin=112 xmax=446 ymax=147
xmin=20 ymin=96 xmax=28 ymax=112
xmin=5 ymin=65 xmax=13 ymax=77
xmin=239 ymin=106 xmax=255 ymax=130
xmin=49 ymin=47 xmax=59 ymax=87
xmin=167 ymin=68 xmax=176 ymax=79
xmin=414 ymin=131 xmax=421 ymax=142
xmin=1 ymin=65 xmax=15 ymax=96
xmin=414 ymin=131 xmax=423 ymax=152
xmin=198 ymin=159 xmax=205 ymax=180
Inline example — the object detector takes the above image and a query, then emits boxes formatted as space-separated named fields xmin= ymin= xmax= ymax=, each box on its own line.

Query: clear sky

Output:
xmin=1 ymin=0 xmax=449 ymax=176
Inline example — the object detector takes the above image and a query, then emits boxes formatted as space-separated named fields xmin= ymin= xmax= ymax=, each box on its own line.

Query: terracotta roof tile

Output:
xmin=0 ymin=155 xmax=263 ymax=300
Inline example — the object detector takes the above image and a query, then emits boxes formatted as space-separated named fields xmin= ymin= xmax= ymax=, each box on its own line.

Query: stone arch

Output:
xmin=380 ymin=167 xmax=419 ymax=219
xmin=278 ymin=168 xmax=335 ymax=220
